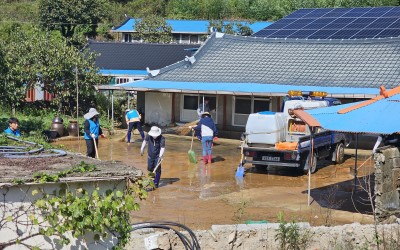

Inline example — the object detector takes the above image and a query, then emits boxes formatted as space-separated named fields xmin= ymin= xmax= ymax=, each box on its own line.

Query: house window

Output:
xmin=181 ymin=34 xmax=190 ymax=44
xmin=123 ymin=33 xmax=132 ymax=43
xmin=190 ymin=35 xmax=198 ymax=44
xmin=181 ymin=95 xmax=217 ymax=123
xmin=254 ymin=99 xmax=270 ymax=113
xmin=235 ymin=98 xmax=251 ymax=114
xmin=183 ymin=96 xmax=198 ymax=110
xmin=116 ymin=77 xmax=130 ymax=84
xmin=233 ymin=96 xmax=270 ymax=126
xmin=172 ymin=34 xmax=180 ymax=43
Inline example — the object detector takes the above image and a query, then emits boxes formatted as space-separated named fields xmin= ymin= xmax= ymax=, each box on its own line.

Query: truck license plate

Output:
xmin=262 ymin=156 xmax=280 ymax=161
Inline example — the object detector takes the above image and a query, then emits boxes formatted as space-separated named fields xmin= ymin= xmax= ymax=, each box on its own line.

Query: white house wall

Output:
xmin=145 ymin=92 xmax=172 ymax=126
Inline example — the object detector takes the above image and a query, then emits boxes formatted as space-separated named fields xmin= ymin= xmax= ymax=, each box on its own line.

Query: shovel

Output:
xmin=153 ymin=158 xmax=163 ymax=173
xmin=188 ymin=130 xmax=197 ymax=163
xmin=92 ymin=135 xmax=100 ymax=159
xmin=235 ymin=141 xmax=245 ymax=177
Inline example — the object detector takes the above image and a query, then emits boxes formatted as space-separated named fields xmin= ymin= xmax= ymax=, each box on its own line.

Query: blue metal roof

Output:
xmin=98 ymin=69 xmax=147 ymax=76
xmin=102 ymin=80 xmax=380 ymax=98
xmin=305 ymin=94 xmax=400 ymax=134
xmin=113 ymin=19 xmax=272 ymax=34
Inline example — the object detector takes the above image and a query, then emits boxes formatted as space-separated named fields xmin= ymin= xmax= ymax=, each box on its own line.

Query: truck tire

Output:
xmin=300 ymin=153 xmax=317 ymax=174
xmin=335 ymin=142 xmax=345 ymax=164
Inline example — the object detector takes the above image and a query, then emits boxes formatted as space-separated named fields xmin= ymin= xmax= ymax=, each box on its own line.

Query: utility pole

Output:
xmin=76 ymin=64 xmax=79 ymax=142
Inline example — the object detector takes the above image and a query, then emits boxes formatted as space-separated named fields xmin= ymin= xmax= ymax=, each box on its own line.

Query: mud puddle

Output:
xmin=54 ymin=133 xmax=374 ymax=229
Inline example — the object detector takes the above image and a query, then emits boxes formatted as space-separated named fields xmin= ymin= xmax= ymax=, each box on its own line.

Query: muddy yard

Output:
xmin=54 ymin=132 xmax=375 ymax=230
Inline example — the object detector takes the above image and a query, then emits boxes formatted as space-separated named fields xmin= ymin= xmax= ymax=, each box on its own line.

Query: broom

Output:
xmin=188 ymin=130 xmax=197 ymax=163
xmin=235 ymin=141 xmax=245 ymax=177
xmin=176 ymin=120 xmax=199 ymax=136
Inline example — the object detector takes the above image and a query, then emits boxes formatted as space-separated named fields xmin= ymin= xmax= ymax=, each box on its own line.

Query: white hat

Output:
xmin=148 ymin=126 xmax=162 ymax=137
xmin=125 ymin=108 xmax=130 ymax=112
xmin=84 ymin=108 xmax=100 ymax=120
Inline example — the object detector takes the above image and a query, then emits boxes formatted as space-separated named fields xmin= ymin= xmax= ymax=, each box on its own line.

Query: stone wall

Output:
xmin=375 ymin=146 xmax=400 ymax=220
xmin=128 ymin=222 xmax=400 ymax=250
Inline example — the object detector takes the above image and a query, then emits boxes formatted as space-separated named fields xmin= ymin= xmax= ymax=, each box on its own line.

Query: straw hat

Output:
xmin=148 ymin=126 xmax=162 ymax=137
xmin=84 ymin=108 xmax=100 ymax=120
xmin=201 ymin=111 xmax=210 ymax=116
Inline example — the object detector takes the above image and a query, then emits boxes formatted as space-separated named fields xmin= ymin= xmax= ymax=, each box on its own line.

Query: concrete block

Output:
xmin=382 ymin=162 xmax=394 ymax=176
xmin=389 ymin=158 xmax=400 ymax=168
xmin=382 ymin=180 xmax=396 ymax=193
xmin=144 ymin=234 xmax=159 ymax=250
xmin=380 ymin=191 xmax=399 ymax=211
xmin=383 ymin=148 xmax=400 ymax=160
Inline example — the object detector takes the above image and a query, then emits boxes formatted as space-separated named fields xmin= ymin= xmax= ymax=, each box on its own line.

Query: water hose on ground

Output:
xmin=130 ymin=221 xmax=201 ymax=250
xmin=0 ymin=136 xmax=66 ymax=158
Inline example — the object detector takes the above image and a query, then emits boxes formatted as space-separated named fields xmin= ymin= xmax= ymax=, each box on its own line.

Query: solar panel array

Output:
xmin=253 ymin=7 xmax=400 ymax=39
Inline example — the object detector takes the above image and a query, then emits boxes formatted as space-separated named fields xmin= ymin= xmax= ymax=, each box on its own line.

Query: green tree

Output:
xmin=134 ymin=15 xmax=172 ymax=43
xmin=0 ymin=25 xmax=38 ymax=115
xmin=208 ymin=20 xmax=253 ymax=35
xmin=38 ymin=0 xmax=110 ymax=46
xmin=0 ymin=25 xmax=106 ymax=115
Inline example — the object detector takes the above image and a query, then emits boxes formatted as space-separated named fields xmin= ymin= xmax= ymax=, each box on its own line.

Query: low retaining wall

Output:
xmin=128 ymin=222 xmax=400 ymax=250
xmin=375 ymin=146 xmax=400 ymax=220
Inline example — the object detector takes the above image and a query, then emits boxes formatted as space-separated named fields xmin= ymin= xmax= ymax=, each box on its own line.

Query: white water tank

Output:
xmin=245 ymin=111 xmax=285 ymax=144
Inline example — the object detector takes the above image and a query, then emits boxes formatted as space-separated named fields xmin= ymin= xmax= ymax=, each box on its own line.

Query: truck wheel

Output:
xmin=335 ymin=142 xmax=345 ymax=164
xmin=301 ymin=154 xmax=317 ymax=174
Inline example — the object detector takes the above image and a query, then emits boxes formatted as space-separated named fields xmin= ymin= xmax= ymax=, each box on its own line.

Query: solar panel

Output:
xmin=253 ymin=7 xmax=400 ymax=39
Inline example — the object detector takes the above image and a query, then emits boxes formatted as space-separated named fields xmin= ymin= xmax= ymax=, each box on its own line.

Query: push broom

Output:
xmin=235 ymin=141 xmax=245 ymax=177
xmin=188 ymin=130 xmax=197 ymax=163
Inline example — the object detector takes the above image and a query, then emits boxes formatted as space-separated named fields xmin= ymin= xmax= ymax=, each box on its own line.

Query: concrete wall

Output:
xmin=375 ymin=146 xmax=400 ymax=220
xmin=0 ymin=180 xmax=126 ymax=249
xmin=145 ymin=92 xmax=173 ymax=126
xmin=127 ymin=222 xmax=400 ymax=250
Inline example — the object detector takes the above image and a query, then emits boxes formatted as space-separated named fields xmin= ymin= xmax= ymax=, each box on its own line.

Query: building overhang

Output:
xmin=96 ymin=80 xmax=380 ymax=98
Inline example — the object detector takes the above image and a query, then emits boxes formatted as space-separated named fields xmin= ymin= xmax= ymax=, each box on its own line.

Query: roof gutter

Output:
xmin=95 ymin=85 xmax=378 ymax=98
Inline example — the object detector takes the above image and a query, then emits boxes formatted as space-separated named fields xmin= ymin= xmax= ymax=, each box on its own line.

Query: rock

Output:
xmin=381 ymin=215 xmax=398 ymax=224
xmin=157 ymin=233 xmax=171 ymax=249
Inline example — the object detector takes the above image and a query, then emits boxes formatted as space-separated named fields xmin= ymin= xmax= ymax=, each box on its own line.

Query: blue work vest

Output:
xmin=4 ymin=127 xmax=21 ymax=137
xmin=126 ymin=110 xmax=140 ymax=120
xmin=84 ymin=119 xmax=100 ymax=139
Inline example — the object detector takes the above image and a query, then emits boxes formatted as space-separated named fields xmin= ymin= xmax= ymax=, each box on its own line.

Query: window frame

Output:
xmin=232 ymin=96 xmax=271 ymax=127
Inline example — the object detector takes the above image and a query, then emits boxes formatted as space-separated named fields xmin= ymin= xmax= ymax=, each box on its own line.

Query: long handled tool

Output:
xmin=235 ymin=141 xmax=245 ymax=177
xmin=188 ymin=130 xmax=197 ymax=163
xmin=153 ymin=158 xmax=164 ymax=173
xmin=93 ymin=137 xmax=99 ymax=159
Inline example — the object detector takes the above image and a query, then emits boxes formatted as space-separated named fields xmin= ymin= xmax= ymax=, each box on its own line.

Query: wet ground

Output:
xmin=54 ymin=132 xmax=375 ymax=229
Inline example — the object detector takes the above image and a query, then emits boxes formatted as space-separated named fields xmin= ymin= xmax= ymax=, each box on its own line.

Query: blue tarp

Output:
xmin=305 ymin=94 xmax=400 ymax=134
xmin=111 ymin=80 xmax=379 ymax=98
xmin=114 ymin=19 xmax=272 ymax=34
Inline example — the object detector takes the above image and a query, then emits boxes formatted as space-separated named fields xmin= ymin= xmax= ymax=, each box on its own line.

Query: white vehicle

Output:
xmin=242 ymin=91 xmax=349 ymax=174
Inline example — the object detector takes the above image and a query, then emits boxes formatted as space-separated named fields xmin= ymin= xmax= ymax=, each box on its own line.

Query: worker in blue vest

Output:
xmin=125 ymin=107 xmax=144 ymax=144
xmin=140 ymin=126 xmax=165 ymax=188
xmin=83 ymin=108 xmax=105 ymax=158
xmin=4 ymin=117 xmax=21 ymax=137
